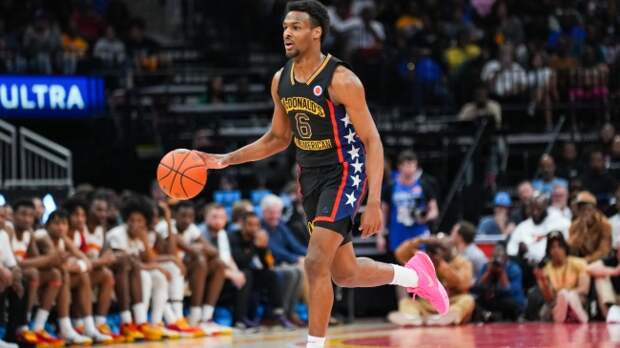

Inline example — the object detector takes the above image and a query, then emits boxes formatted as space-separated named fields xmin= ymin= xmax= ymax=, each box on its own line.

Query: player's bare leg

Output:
xmin=330 ymin=243 xmax=397 ymax=287
xmin=304 ymin=227 xmax=343 ymax=339
xmin=90 ymin=268 xmax=114 ymax=322
xmin=186 ymin=255 xmax=207 ymax=325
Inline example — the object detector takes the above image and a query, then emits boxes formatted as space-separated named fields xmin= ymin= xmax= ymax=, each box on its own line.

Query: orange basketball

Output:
xmin=157 ymin=149 xmax=207 ymax=200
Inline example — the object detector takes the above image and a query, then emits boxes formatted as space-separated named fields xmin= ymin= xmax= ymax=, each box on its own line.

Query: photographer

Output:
xmin=473 ymin=244 xmax=525 ymax=321
xmin=379 ymin=151 xmax=438 ymax=254
xmin=389 ymin=236 xmax=474 ymax=326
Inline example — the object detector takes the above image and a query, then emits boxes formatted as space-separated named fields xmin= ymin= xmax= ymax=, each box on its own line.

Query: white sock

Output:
xmin=59 ymin=317 xmax=78 ymax=337
xmin=172 ymin=302 xmax=183 ymax=319
xmin=390 ymin=264 xmax=419 ymax=288
xmin=95 ymin=316 xmax=107 ymax=326
xmin=189 ymin=307 xmax=202 ymax=326
xmin=84 ymin=316 xmax=99 ymax=336
xmin=73 ymin=318 xmax=85 ymax=329
xmin=33 ymin=309 xmax=50 ymax=332
xmin=307 ymin=335 xmax=326 ymax=348
xmin=163 ymin=304 xmax=178 ymax=324
xmin=132 ymin=303 xmax=147 ymax=324
xmin=120 ymin=310 xmax=133 ymax=324
xmin=201 ymin=305 xmax=214 ymax=322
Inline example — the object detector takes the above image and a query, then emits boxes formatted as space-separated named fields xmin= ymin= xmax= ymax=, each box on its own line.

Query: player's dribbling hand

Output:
xmin=198 ymin=152 xmax=230 ymax=170
xmin=359 ymin=201 xmax=383 ymax=238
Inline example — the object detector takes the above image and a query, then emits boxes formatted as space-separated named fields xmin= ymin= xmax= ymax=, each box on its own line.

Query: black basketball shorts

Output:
xmin=298 ymin=163 xmax=367 ymax=244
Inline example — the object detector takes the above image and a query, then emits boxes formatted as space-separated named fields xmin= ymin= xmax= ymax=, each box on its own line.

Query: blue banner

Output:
xmin=0 ymin=75 xmax=105 ymax=118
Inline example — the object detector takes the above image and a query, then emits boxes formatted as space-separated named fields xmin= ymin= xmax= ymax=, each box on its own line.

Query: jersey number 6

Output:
xmin=295 ymin=113 xmax=312 ymax=139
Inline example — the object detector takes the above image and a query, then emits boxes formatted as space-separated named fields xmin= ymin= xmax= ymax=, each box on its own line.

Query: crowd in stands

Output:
xmin=382 ymin=123 xmax=620 ymax=326
xmin=1 ymin=0 xmax=618 ymax=125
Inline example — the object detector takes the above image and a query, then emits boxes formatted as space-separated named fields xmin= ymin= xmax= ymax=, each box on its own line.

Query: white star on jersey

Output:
xmin=345 ymin=191 xmax=357 ymax=207
xmin=351 ymin=174 xmax=362 ymax=188
xmin=348 ymin=145 xmax=360 ymax=160
xmin=344 ymin=129 xmax=356 ymax=144
xmin=351 ymin=159 xmax=364 ymax=173
xmin=340 ymin=114 xmax=351 ymax=127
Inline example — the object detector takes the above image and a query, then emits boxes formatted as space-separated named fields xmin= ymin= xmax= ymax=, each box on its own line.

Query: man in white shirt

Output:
xmin=507 ymin=194 xmax=571 ymax=264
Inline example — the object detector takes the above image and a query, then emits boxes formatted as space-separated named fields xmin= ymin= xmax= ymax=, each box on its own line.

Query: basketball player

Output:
xmin=199 ymin=1 xmax=449 ymax=346
xmin=35 ymin=210 xmax=113 ymax=345
xmin=10 ymin=200 xmax=65 ymax=347
xmin=63 ymin=197 xmax=125 ymax=342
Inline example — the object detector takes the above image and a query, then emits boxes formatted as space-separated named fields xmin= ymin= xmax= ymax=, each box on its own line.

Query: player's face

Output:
xmin=398 ymin=160 xmax=417 ymax=178
xmin=14 ymin=206 xmax=34 ymax=231
xmin=91 ymin=199 xmax=108 ymax=225
xmin=207 ymin=208 xmax=227 ymax=231
xmin=283 ymin=11 xmax=321 ymax=58
xmin=70 ymin=207 xmax=87 ymax=231
xmin=242 ymin=216 xmax=261 ymax=237
xmin=47 ymin=217 xmax=68 ymax=239
xmin=176 ymin=207 xmax=195 ymax=231
xmin=549 ymin=240 xmax=566 ymax=263
xmin=127 ymin=212 xmax=147 ymax=238
xmin=262 ymin=206 xmax=282 ymax=228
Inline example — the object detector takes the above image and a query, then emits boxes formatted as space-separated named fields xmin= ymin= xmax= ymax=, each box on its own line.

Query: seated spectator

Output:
xmin=224 ymin=200 xmax=254 ymax=234
xmin=481 ymin=44 xmax=528 ymax=99
xmin=282 ymin=182 xmax=309 ymax=246
xmin=478 ymin=192 xmax=515 ymax=236
xmin=548 ymin=185 xmax=572 ymax=220
xmin=94 ymin=26 xmax=126 ymax=67
xmin=389 ymin=237 xmax=474 ymax=326
xmin=61 ymin=23 xmax=88 ymax=74
xmin=23 ymin=11 xmax=61 ymax=74
xmin=457 ymin=86 xmax=502 ymax=127
xmin=610 ymin=186 xmax=620 ymax=246
xmin=581 ymin=150 xmax=616 ymax=207
xmin=607 ymin=136 xmax=620 ymax=179
xmin=529 ymin=232 xmax=590 ymax=323
xmin=556 ymin=142 xmax=581 ymax=180
xmin=125 ymin=18 xmax=160 ymax=71
xmin=532 ymin=154 xmax=568 ymax=196
xmin=474 ymin=244 xmax=525 ymax=321
xmin=511 ymin=181 xmax=534 ymax=224
xmin=587 ymin=240 xmax=620 ymax=320
xmin=450 ymin=221 xmax=488 ymax=281
xmin=527 ymin=51 xmax=557 ymax=130
xmin=229 ymin=212 xmax=292 ymax=329
xmin=568 ymin=192 xmax=612 ymax=263
xmin=507 ymin=194 xmax=570 ymax=264
xmin=569 ymin=45 xmax=609 ymax=104
xmin=445 ymin=29 xmax=481 ymax=73
xmin=260 ymin=195 xmax=306 ymax=327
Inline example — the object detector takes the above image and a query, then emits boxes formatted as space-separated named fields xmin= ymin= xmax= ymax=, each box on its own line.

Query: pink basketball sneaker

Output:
xmin=405 ymin=251 xmax=450 ymax=315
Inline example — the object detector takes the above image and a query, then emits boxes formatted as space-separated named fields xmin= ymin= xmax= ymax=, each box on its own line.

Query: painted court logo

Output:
xmin=313 ymin=85 xmax=322 ymax=97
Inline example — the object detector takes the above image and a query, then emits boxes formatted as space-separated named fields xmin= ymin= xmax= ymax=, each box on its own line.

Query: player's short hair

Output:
xmin=46 ymin=210 xmax=69 ymax=226
xmin=63 ymin=197 xmax=89 ymax=215
xmin=285 ymin=0 xmax=330 ymax=42
xmin=176 ymin=200 xmax=195 ymax=212
xmin=456 ymin=221 xmax=476 ymax=245
xmin=241 ymin=211 xmax=259 ymax=223
xmin=204 ymin=203 xmax=225 ymax=216
xmin=121 ymin=195 xmax=154 ymax=223
xmin=12 ymin=198 xmax=35 ymax=212
xmin=397 ymin=150 xmax=418 ymax=165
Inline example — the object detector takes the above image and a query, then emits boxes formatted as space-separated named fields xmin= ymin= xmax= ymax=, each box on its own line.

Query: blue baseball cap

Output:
xmin=494 ymin=192 xmax=512 ymax=207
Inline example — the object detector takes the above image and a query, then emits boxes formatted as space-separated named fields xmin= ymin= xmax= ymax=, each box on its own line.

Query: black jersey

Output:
xmin=278 ymin=54 xmax=366 ymax=168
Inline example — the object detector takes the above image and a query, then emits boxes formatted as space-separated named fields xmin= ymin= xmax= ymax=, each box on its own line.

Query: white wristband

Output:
xmin=77 ymin=260 xmax=88 ymax=272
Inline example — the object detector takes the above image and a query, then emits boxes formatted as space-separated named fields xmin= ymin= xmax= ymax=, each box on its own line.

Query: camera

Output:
xmin=411 ymin=207 xmax=428 ymax=223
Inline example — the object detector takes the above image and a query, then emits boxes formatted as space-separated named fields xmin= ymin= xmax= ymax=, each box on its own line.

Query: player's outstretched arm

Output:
xmin=199 ymin=70 xmax=292 ymax=169
xmin=330 ymin=66 xmax=384 ymax=238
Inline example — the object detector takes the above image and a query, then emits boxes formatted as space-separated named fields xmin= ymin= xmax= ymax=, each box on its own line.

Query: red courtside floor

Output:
xmin=102 ymin=321 xmax=620 ymax=347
